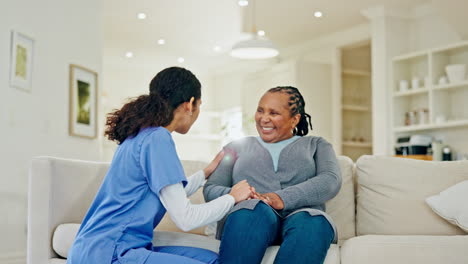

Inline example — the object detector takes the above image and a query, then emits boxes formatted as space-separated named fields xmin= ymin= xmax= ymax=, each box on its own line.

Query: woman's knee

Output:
xmin=223 ymin=202 xmax=279 ymax=239
xmin=226 ymin=202 xmax=278 ymax=226
xmin=283 ymin=214 xmax=334 ymax=244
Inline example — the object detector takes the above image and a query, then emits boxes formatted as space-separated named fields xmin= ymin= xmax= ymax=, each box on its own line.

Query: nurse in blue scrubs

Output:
xmin=67 ymin=67 xmax=252 ymax=264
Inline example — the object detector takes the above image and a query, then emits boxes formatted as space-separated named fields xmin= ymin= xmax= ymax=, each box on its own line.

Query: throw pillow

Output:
xmin=52 ymin=223 xmax=81 ymax=258
xmin=426 ymin=180 xmax=468 ymax=232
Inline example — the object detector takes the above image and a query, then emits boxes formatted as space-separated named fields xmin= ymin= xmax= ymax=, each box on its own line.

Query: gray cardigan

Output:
xmin=203 ymin=136 xmax=342 ymax=242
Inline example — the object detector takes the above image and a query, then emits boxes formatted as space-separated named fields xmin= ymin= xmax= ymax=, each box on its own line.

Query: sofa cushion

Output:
xmin=52 ymin=223 xmax=80 ymax=258
xmin=325 ymin=156 xmax=356 ymax=242
xmin=153 ymin=231 xmax=221 ymax=253
xmin=153 ymin=231 xmax=340 ymax=264
xmin=259 ymin=245 xmax=340 ymax=264
xmin=340 ymin=235 xmax=468 ymax=264
xmin=49 ymin=259 xmax=66 ymax=264
xmin=426 ymin=180 xmax=468 ymax=232
xmin=356 ymin=155 xmax=468 ymax=235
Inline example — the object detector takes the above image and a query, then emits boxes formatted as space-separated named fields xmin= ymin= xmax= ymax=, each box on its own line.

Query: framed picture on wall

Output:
xmin=9 ymin=31 xmax=34 ymax=92
xmin=69 ymin=64 xmax=98 ymax=139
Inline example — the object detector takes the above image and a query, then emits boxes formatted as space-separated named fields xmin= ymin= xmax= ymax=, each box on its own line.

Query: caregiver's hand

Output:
xmin=229 ymin=180 xmax=252 ymax=204
xmin=203 ymin=150 xmax=225 ymax=179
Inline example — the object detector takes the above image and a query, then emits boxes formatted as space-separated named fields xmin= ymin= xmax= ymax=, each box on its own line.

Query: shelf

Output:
xmin=342 ymin=141 xmax=372 ymax=148
xmin=342 ymin=105 xmax=370 ymax=112
xmin=393 ymin=124 xmax=433 ymax=132
xmin=392 ymin=51 xmax=428 ymax=62
xmin=431 ymin=40 xmax=468 ymax=54
xmin=340 ymin=44 xmax=372 ymax=159
xmin=391 ymin=40 xmax=468 ymax=158
xmin=394 ymin=155 xmax=433 ymax=161
xmin=433 ymin=80 xmax=468 ymax=91
xmin=393 ymin=88 xmax=429 ymax=97
xmin=342 ymin=69 xmax=371 ymax=77
xmin=394 ymin=119 xmax=468 ymax=132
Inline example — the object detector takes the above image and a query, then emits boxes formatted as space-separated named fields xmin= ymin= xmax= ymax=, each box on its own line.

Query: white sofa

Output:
xmin=27 ymin=155 xmax=468 ymax=264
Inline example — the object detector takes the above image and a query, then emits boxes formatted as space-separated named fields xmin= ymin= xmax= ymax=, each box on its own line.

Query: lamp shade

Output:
xmin=230 ymin=37 xmax=279 ymax=59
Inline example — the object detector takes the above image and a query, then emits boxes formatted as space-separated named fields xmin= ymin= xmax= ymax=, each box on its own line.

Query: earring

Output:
xmin=188 ymin=111 xmax=193 ymax=116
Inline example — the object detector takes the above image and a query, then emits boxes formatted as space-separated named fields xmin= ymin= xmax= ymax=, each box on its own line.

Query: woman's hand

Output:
xmin=229 ymin=180 xmax=252 ymax=204
xmin=262 ymin=193 xmax=284 ymax=210
xmin=251 ymin=191 xmax=284 ymax=210
xmin=203 ymin=151 xmax=225 ymax=179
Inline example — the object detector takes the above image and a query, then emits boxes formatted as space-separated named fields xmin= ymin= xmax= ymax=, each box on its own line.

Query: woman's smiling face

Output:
xmin=255 ymin=92 xmax=300 ymax=143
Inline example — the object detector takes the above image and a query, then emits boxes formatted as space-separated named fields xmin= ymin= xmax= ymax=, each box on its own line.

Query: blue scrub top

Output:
xmin=67 ymin=127 xmax=187 ymax=264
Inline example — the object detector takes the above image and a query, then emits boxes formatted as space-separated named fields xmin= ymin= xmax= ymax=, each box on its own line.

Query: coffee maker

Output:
xmin=395 ymin=135 xmax=432 ymax=155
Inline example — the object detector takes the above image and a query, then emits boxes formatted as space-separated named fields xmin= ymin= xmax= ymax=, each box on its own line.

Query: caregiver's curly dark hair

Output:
xmin=105 ymin=67 xmax=201 ymax=144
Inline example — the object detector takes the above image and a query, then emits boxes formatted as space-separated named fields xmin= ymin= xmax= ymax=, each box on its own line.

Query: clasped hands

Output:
xmin=229 ymin=180 xmax=284 ymax=210
xmin=205 ymin=151 xmax=284 ymax=210
xmin=249 ymin=186 xmax=284 ymax=210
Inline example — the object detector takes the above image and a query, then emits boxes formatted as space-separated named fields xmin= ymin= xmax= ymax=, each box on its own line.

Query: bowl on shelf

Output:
xmin=445 ymin=64 xmax=466 ymax=83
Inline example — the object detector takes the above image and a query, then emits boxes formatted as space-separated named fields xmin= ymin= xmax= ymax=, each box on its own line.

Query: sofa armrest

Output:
xmin=28 ymin=158 xmax=55 ymax=263
xmin=27 ymin=156 xmax=110 ymax=264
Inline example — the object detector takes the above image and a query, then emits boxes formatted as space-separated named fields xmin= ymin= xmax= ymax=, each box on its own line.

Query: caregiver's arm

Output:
xmin=203 ymin=148 xmax=236 ymax=202
xmin=184 ymin=151 xmax=225 ymax=197
xmin=160 ymin=180 xmax=251 ymax=232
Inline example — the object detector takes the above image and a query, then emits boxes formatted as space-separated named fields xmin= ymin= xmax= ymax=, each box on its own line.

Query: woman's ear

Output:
xmin=292 ymin=113 xmax=301 ymax=128
xmin=185 ymin=97 xmax=195 ymax=113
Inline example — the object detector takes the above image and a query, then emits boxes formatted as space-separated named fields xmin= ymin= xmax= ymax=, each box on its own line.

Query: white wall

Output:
xmin=296 ymin=60 xmax=333 ymax=141
xmin=102 ymin=54 xmax=219 ymax=161
xmin=0 ymin=0 xmax=103 ymax=261
xmin=408 ymin=4 xmax=462 ymax=51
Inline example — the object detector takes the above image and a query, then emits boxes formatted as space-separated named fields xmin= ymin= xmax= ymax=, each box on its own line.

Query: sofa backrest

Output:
xmin=326 ymin=155 xmax=356 ymax=242
xmin=355 ymin=155 xmax=468 ymax=236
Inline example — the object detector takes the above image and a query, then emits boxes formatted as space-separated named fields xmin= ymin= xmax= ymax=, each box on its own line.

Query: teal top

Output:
xmin=256 ymin=136 xmax=300 ymax=172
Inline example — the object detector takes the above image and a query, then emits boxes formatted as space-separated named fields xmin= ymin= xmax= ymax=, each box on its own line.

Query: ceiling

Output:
xmin=103 ymin=0 xmax=429 ymax=71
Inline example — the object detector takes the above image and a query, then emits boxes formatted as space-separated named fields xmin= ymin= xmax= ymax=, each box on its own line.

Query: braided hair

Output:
xmin=267 ymin=86 xmax=313 ymax=136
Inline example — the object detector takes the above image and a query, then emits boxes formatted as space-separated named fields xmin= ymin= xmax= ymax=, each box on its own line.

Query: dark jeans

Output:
xmin=219 ymin=203 xmax=334 ymax=264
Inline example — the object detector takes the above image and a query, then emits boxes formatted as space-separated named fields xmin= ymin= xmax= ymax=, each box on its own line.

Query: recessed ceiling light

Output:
xmin=238 ymin=0 xmax=248 ymax=7
xmin=125 ymin=52 xmax=133 ymax=58
xmin=257 ymin=30 xmax=265 ymax=37
xmin=137 ymin=13 xmax=147 ymax=20
xmin=157 ymin=39 xmax=165 ymax=45
xmin=314 ymin=11 xmax=323 ymax=18
xmin=177 ymin=57 xmax=185 ymax=63
xmin=213 ymin=45 xmax=221 ymax=52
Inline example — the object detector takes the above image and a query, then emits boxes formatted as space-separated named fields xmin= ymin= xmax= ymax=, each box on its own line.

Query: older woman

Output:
xmin=203 ymin=86 xmax=341 ymax=264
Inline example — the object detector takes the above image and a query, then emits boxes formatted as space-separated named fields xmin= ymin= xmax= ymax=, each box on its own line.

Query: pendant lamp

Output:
xmin=230 ymin=0 xmax=279 ymax=59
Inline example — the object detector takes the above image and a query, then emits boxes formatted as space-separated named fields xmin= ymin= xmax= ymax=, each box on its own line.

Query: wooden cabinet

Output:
xmin=391 ymin=41 xmax=468 ymax=158
xmin=340 ymin=43 xmax=373 ymax=161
